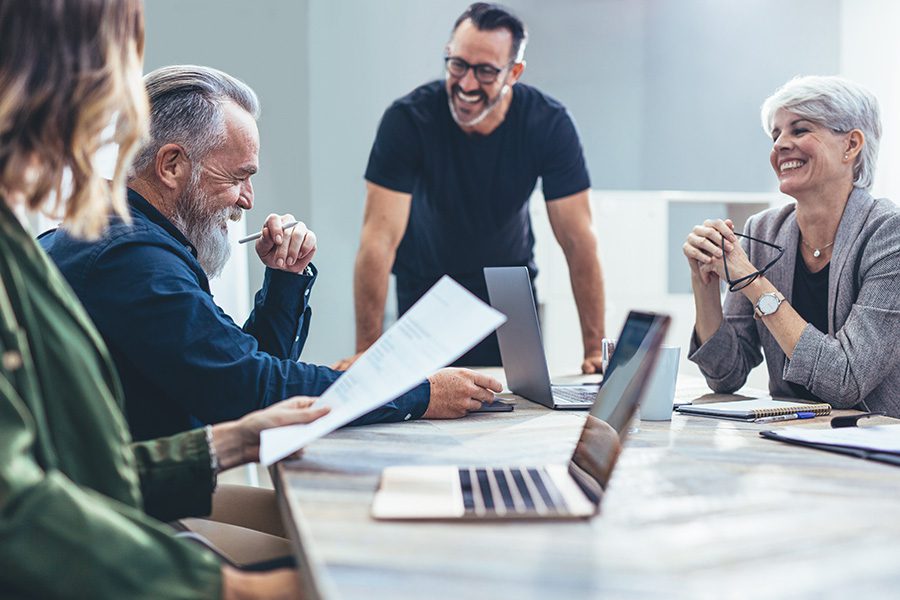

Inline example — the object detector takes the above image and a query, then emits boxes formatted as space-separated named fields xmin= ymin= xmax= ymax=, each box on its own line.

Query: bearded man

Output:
xmin=41 ymin=65 xmax=501 ymax=443
xmin=337 ymin=2 xmax=608 ymax=374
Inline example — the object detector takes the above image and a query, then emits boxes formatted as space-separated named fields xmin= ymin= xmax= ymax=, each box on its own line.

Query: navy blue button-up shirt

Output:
xmin=40 ymin=189 xmax=429 ymax=441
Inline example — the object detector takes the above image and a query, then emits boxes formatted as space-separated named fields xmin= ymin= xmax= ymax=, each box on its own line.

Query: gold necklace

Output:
xmin=800 ymin=236 xmax=835 ymax=258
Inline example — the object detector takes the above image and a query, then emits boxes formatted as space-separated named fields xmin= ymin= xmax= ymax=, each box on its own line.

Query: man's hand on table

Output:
xmin=581 ymin=352 xmax=605 ymax=375
xmin=423 ymin=368 xmax=503 ymax=419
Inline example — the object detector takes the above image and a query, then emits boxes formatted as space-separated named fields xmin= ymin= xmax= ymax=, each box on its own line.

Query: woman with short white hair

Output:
xmin=683 ymin=75 xmax=900 ymax=417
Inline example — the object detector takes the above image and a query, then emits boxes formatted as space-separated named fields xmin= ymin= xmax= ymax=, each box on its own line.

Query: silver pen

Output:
xmin=238 ymin=221 xmax=299 ymax=244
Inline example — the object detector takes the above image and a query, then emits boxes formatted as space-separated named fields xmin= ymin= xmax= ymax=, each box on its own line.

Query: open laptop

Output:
xmin=371 ymin=311 xmax=670 ymax=521
xmin=484 ymin=266 xmax=612 ymax=409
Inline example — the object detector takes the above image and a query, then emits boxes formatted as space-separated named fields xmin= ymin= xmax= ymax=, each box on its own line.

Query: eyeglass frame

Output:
xmin=721 ymin=232 xmax=785 ymax=292
xmin=444 ymin=56 xmax=515 ymax=84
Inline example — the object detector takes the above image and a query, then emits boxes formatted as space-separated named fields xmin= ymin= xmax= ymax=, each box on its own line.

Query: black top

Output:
xmin=365 ymin=80 xmax=590 ymax=290
xmin=788 ymin=244 xmax=830 ymax=401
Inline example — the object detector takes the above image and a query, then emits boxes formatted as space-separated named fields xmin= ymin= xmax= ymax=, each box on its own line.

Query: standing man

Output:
xmin=337 ymin=2 xmax=606 ymax=372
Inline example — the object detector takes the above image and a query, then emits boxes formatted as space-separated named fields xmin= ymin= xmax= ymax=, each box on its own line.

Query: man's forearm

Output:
xmin=565 ymin=245 xmax=606 ymax=356
xmin=243 ymin=267 xmax=316 ymax=358
xmin=353 ymin=244 xmax=395 ymax=351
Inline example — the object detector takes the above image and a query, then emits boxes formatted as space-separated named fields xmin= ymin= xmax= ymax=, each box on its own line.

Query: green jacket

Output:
xmin=0 ymin=202 xmax=222 ymax=598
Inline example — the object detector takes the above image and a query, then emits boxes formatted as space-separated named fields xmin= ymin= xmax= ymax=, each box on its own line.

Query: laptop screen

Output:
xmin=566 ymin=312 xmax=669 ymax=504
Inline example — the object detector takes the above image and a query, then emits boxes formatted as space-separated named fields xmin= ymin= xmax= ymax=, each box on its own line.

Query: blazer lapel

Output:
xmin=829 ymin=188 xmax=873 ymax=332
xmin=766 ymin=207 xmax=798 ymax=304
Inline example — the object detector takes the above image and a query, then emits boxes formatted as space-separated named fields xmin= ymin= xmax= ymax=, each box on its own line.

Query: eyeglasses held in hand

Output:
xmin=721 ymin=232 xmax=785 ymax=292
xmin=444 ymin=56 xmax=512 ymax=84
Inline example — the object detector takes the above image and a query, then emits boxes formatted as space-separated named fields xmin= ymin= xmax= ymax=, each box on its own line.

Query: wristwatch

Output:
xmin=754 ymin=291 xmax=785 ymax=319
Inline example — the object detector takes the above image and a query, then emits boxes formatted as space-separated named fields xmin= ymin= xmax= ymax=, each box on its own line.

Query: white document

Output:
xmin=771 ymin=424 xmax=900 ymax=454
xmin=259 ymin=276 xmax=506 ymax=466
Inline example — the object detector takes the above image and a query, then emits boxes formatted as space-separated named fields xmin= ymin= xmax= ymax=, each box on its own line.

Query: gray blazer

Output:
xmin=689 ymin=187 xmax=900 ymax=417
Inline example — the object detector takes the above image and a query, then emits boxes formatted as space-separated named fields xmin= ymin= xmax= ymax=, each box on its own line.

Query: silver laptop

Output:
xmin=484 ymin=266 xmax=597 ymax=408
xmin=371 ymin=311 xmax=670 ymax=521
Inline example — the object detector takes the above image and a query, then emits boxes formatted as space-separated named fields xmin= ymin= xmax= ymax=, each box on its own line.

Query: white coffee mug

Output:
xmin=640 ymin=346 xmax=680 ymax=421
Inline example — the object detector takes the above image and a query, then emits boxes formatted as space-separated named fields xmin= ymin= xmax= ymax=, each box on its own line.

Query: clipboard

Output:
xmin=759 ymin=412 xmax=900 ymax=468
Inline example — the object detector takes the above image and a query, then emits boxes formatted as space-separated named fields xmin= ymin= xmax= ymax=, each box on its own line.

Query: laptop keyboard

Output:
xmin=458 ymin=467 xmax=568 ymax=516
xmin=552 ymin=387 xmax=597 ymax=404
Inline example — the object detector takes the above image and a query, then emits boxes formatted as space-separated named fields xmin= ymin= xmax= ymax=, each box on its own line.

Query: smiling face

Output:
xmin=444 ymin=19 xmax=521 ymax=130
xmin=196 ymin=101 xmax=259 ymax=223
xmin=172 ymin=101 xmax=259 ymax=277
xmin=769 ymin=108 xmax=855 ymax=199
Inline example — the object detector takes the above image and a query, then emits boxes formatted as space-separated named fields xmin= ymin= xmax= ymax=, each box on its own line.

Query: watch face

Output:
xmin=759 ymin=294 xmax=779 ymax=314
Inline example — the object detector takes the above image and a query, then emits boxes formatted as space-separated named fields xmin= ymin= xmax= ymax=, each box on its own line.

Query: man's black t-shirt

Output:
xmin=788 ymin=244 xmax=830 ymax=402
xmin=366 ymin=80 xmax=589 ymax=285
xmin=364 ymin=81 xmax=589 ymax=365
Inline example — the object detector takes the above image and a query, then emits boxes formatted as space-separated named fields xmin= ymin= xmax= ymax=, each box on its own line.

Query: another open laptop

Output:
xmin=371 ymin=311 xmax=670 ymax=521
xmin=484 ymin=266 xmax=613 ymax=409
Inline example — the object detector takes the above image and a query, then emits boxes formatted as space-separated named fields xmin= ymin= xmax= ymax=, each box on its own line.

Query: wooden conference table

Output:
xmin=274 ymin=373 xmax=900 ymax=599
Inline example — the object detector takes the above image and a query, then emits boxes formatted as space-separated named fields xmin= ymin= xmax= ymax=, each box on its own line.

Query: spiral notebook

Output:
xmin=675 ymin=397 xmax=832 ymax=421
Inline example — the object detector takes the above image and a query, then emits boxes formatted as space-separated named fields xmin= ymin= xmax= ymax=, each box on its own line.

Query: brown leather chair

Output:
xmin=173 ymin=484 xmax=294 ymax=571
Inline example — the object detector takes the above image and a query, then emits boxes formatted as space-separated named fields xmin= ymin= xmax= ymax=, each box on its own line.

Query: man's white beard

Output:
xmin=171 ymin=169 xmax=242 ymax=279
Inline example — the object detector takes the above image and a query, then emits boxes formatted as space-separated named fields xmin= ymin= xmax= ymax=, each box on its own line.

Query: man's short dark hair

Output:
xmin=453 ymin=3 xmax=528 ymax=62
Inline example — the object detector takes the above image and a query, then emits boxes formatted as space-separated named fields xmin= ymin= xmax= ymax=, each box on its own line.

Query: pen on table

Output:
xmin=238 ymin=221 xmax=299 ymax=244
xmin=755 ymin=411 xmax=817 ymax=424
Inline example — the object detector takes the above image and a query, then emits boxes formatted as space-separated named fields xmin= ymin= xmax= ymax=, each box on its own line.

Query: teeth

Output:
xmin=780 ymin=160 xmax=804 ymax=172
xmin=456 ymin=90 xmax=482 ymax=104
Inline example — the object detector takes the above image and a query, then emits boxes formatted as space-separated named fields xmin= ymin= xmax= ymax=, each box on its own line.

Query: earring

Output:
xmin=844 ymin=153 xmax=849 ymax=160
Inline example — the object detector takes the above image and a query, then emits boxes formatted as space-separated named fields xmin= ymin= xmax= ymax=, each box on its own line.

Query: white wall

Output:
xmin=840 ymin=0 xmax=900 ymax=203
xmin=640 ymin=0 xmax=840 ymax=191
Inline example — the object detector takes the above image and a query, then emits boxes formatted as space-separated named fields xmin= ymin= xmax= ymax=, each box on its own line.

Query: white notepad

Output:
xmin=675 ymin=397 xmax=832 ymax=421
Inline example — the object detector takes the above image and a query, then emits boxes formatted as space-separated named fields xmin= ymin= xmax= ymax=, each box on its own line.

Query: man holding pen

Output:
xmin=41 ymin=65 xmax=501 ymax=443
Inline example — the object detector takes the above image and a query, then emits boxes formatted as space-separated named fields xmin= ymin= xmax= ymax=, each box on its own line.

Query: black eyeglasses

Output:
xmin=722 ymin=232 xmax=785 ymax=292
xmin=444 ymin=56 xmax=512 ymax=84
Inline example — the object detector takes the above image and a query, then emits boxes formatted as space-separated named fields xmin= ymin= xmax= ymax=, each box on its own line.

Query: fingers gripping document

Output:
xmin=260 ymin=276 xmax=507 ymax=466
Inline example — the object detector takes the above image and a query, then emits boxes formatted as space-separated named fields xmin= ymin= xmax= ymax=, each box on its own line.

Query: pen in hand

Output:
xmin=238 ymin=221 xmax=299 ymax=244
xmin=755 ymin=411 xmax=816 ymax=424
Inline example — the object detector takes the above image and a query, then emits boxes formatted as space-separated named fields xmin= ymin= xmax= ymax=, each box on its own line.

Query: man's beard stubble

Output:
xmin=447 ymin=82 xmax=509 ymax=128
xmin=171 ymin=168 xmax=242 ymax=279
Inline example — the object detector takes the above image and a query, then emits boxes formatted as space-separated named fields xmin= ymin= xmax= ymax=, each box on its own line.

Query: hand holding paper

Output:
xmin=259 ymin=276 xmax=507 ymax=466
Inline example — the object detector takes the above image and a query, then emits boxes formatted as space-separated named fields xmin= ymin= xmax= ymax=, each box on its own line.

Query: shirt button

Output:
xmin=294 ymin=336 xmax=300 ymax=343
xmin=304 ymin=289 xmax=310 ymax=297
xmin=404 ymin=413 xmax=412 ymax=421
xmin=2 ymin=350 xmax=23 ymax=371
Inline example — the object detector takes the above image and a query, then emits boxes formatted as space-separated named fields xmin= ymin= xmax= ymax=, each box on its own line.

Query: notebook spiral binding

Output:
xmin=753 ymin=404 xmax=831 ymax=418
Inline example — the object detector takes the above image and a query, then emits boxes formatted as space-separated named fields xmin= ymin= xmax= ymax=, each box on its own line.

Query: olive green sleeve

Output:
xmin=0 ymin=374 xmax=222 ymax=599
xmin=131 ymin=429 xmax=216 ymax=522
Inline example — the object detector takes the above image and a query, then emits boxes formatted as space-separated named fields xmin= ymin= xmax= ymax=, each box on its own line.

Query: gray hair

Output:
xmin=760 ymin=75 xmax=881 ymax=190
xmin=131 ymin=65 xmax=260 ymax=175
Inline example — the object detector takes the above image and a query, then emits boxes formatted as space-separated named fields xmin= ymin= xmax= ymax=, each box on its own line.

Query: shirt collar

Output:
xmin=127 ymin=188 xmax=198 ymax=258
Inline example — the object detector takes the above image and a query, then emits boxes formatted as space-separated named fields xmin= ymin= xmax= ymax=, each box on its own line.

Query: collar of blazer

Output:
xmin=765 ymin=187 xmax=874 ymax=334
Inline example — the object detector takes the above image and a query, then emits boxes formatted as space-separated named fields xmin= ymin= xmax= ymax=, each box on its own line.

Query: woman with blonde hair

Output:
xmin=0 ymin=2 xmax=327 ymax=597
xmin=683 ymin=75 xmax=900 ymax=417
